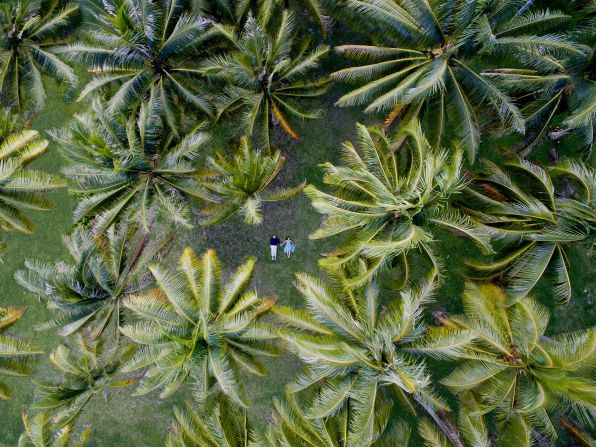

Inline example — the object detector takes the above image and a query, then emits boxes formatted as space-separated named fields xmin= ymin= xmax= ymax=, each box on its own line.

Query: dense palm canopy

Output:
xmin=15 ymin=224 xmax=172 ymax=341
xmin=121 ymin=247 xmax=278 ymax=405
xmin=197 ymin=136 xmax=305 ymax=225
xmin=32 ymin=335 xmax=135 ymax=427
xmin=463 ymin=157 xmax=595 ymax=304
xmin=52 ymin=98 xmax=211 ymax=234
xmin=273 ymin=271 xmax=455 ymax=446
xmin=305 ymin=121 xmax=493 ymax=288
xmin=417 ymin=282 xmax=596 ymax=444
xmin=0 ymin=0 xmax=78 ymax=112
xmin=166 ymin=395 xmax=259 ymax=447
xmin=57 ymin=0 xmax=233 ymax=130
xmin=0 ymin=109 xmax=66 ymax=253
xmin=19 ymin=412 xmax=90 ymax=447
xmin=332 ymin=0 xmax=588 ymax=160
xmin=0 ymin=306 xmax=42 ymax=400
xmin=201 ymin=12 xmax=329 ymax=145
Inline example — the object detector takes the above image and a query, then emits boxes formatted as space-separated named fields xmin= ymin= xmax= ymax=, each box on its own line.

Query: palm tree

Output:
xmin=0 ymin=306 xmax=42 ymax=400
xmin=201 ymin=12 xmax=329 ymax=146
xmin=52 ymin=97 xmax=211 ymax=235
xmin=332 ymin=0 xmax=588 ymax=160
xmin=0 ymin=109 xmax=66 ymax=254
xmin=267 ymin=389 xmax=411 ymax=446
xmin=166 ymin=395 xmax=260 ymax=447
xmin=485 ymin=0 xmax=596 ymax=156
xmin=32 ymin=334 xmax=136 ymax=427
xmin=57 ymin=0 xmax=232 ymax=131
xmin=19 ymin=412 xmax=90 ymax=447
xmin=196 ymin=136 xmax=305 ymax=225
xmin=121 ymin=247 xmax=278 ymax=405
xmin=0 ymin=0 xmax=78 ymax=113
xmin=462 ymin=157 xmax=595 ymax=304
xmin=15 ymin=223 xmax=173 ymax=342
xmin=273 ymin=272 xmax=462 ymax=446
xmin=305 ymin=121 xmax=493 ymax=288
xmin=416 ymin=282 xmax=596 ymax=444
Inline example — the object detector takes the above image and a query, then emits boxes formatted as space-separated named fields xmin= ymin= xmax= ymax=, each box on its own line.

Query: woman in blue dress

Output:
xmin=281 ymin=236 xmax=297 ymax=259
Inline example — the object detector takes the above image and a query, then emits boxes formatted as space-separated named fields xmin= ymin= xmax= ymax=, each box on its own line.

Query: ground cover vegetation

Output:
xmin=0 ymin=0 xmax=594 ymax=445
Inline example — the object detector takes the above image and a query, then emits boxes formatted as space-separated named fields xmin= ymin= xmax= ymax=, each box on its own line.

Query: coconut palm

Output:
xmin=485 ymin=42 xmax=595 ymax=155
xmin=267 ymin=389 xmax=413 ymax=446
xmin=32 ymin=334 xmax=136 ymax=427
xmin=121 ymin=247 xmax=278 ymax=405
xmin=332 ymin=0 xmax=588 ymax=160
xmin=416 ymin=282 xmax=596 ymax=444
xmin=52 ymin=97 xmax=211 ymax=235
xmin=0 ymin=109 xmax=66 ymax=254
xmin=0 ymin=306 xmax=42 ymax=400
xmin=305 ymin=121 xmax=493 ymax=288
xmin=18 ymin=412 xmax=90 ymax=447
xmin=273 ymin=272 xmax=463 ymax=446
xmin=201 ymin=12 xmax=329 ymax=146
xmin=485 ymin=0 xmax=596 ymax=156
xmin=196 ymin=136 xmax=305 ymax=225
xmin=57 ymin=0 xmax=232 ymax=131
xmin=0 ymin=0 xmax=78 ymax=112
xmin=15 ymin=223 xmax=173 ymax=342
xmin=463 ymin=157 xmax=595 ymax=304
xmin=166 ymin=395 xmax=260 ymax=447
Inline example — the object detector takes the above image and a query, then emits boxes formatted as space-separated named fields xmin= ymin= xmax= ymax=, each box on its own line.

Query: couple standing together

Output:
xmin=269 ymin=235 xmax=296 ymax=260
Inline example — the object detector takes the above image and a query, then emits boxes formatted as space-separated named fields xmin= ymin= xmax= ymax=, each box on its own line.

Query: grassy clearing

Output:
xmin=0 ymin=78 xmax=594 ymax=445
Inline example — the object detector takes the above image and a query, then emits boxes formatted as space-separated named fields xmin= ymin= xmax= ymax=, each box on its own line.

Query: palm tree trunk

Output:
xmin=413 ymin=395 xmax=465 ymax=447
xmin=517 ymin=0 xmax=535 ymax=15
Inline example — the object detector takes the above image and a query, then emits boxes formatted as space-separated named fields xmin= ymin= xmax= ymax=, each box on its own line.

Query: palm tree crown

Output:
xmin=121 ymin=247 xmax=278 ymax=405
xmin=197 ymin=136 xmax=305 ymax=225
xmin=463 ymin=157 xmax=595 ymax=304
xmin=0 ymin=110 xmax=66 ymax=253
xmin=201 ymin=12 xmax=329 ymax=146
xmin=0 ymin=306 xmax=42 ymax=400
xmin=32 ymin=335 xmax=135 ymax=427
xmin=332 ymin=0 xmax=587 ymax=160
xmin=15 ymin=224 xmax=172 ymax=341
xmin=52 ymin=97 xmax=211 ymax=235
xmin=0 ymin=0 xmax=78 ymax=112
xmin=485 ymin=1 xmax=596 ymax=155
xmin=417 ymin=282 xmax=596 ymax=443
xmin=305 ymin=121 xmax=493 ymax=288
xmin=273 ymin=272 xmax=449 ymax=445
xmin=58 ymin=0 xmax=233 ymax=129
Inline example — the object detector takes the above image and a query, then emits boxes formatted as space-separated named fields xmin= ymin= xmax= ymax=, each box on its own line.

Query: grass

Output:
xmin=1 ymin=78 xmax=594 ymax=446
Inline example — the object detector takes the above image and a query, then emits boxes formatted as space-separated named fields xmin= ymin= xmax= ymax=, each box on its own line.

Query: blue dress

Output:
xmin=284 ymin=240 xmax=296 ymax=254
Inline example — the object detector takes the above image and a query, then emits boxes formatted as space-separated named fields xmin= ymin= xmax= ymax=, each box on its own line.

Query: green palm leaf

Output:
xmin=0 ymin=0 xmax=78 ymax=112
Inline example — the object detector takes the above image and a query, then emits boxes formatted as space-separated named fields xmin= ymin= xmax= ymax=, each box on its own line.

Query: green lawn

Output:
xmin=0 ymin=76 xmax=594 ymax=445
